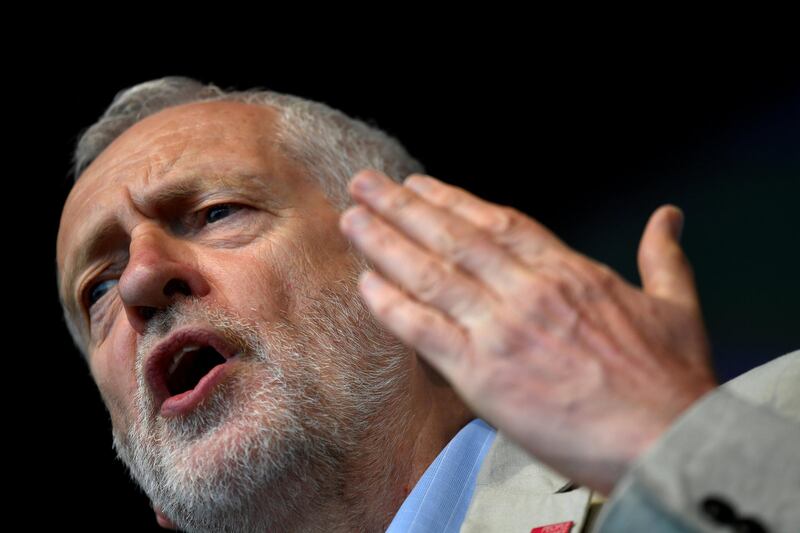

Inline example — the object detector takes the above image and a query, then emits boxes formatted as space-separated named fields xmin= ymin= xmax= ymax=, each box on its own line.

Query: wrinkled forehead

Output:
xmin=56 ymin=100 xmax=281 ymax=276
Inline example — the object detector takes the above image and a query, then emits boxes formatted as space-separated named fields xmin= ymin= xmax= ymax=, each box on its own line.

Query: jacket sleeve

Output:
xmin=591 ymin=351 xmax=800 ymax=533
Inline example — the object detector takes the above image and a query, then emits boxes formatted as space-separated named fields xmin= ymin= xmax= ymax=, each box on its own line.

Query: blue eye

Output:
xmin=206 ymin=204 xmax=237 ymax=224
xmin=88 ymin=279 xmax=118 ymax=307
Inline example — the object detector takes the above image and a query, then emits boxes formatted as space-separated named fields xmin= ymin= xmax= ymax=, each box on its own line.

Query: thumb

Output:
xmin=637 ymin=205 xmax=700 ymax=310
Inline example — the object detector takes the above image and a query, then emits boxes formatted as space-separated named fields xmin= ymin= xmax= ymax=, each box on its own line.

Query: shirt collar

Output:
xmin=386 ymin=418 xmax=497 ymax=533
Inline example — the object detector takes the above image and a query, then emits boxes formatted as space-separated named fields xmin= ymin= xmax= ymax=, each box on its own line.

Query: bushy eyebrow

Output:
xmin=59 ymin=171 xmax=278 ymax=325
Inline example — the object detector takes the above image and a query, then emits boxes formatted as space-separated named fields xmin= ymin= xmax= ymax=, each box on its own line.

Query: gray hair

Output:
xmin=64 ymin=76 xmax=425 ymax=360
xmin=71 ymin=76 xmax=425 ymax=210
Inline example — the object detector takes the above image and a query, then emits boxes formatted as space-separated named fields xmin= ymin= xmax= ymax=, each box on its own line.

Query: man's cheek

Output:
xmin=234 ymin=241 xmax=303 ymax=322
xmin=90 ymin=326 xmax=139 ymax=431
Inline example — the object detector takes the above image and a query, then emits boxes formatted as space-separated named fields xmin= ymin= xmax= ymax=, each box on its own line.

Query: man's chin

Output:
xmin=113 ymin=414 xmax=338 ymax=533
xmin=112 ymin=369 xmax=337 ymax=529
xmin=128 ymin=372 xmax=264 ymax=480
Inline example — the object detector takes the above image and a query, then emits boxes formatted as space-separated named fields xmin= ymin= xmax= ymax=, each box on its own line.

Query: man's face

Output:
xmin=56 ymin=101 xmax=411 ymax=531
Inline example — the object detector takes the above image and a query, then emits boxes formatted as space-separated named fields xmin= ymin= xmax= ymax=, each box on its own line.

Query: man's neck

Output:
xmin=294 ymin=359 xmax=473 ymax=532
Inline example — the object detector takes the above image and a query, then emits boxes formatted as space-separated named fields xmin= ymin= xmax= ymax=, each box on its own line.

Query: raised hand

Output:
xmin=339 ymin=169 xmax=717 ymax=494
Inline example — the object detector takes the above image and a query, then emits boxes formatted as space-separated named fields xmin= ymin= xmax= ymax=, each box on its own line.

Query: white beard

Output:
xmin=111 ymin=273 xmax=413 ymax=532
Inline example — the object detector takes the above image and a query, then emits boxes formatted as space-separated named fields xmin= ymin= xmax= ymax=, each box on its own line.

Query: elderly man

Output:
xmin=57 ymin=76 xmax=799 ymax=532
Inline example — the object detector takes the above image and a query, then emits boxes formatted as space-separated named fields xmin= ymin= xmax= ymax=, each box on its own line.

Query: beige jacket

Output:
xmin=460 ymin=350 xmax=800 ymax=532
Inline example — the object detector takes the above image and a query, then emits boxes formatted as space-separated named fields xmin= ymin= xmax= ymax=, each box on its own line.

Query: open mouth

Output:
xmin=146 ymin=329 xmax=240 ymax=417
xmin=166 ymin=345 xmax=228 ymax=396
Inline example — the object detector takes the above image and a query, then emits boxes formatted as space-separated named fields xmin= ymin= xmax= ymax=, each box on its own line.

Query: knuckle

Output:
xmin=371 ymin=288 xmax=400 ymax=318
xmin=515 ymin=276 xmax=552 ymax=318
xmin=437 ymin=189 xmax=464 ymax=209
xmin=563 ymin=261 xmax=615 ymax=305
xmin=489 ymin=206 xmax=523 ymax=234
xmin=516 ymin=269 xmax=576 ymax=321
xmin=384 ymin=187 xmax=415 ymax=212
xmin=490 ymin=316 xmax=532 ymax=356
xmin=555 ymin=274 xmax=578 ymax=298
xmin=434 ymin=221 xmax=483 ymax=263
xmin=539 ymin=264 xmax=572 ymax=294
xmin=432 ymin=222 xmax=460 ymax=256
xmin=451 ymin=232 xmax=484 ymax=264
xmin=368 ymin=224 xmax=397 ymax=249
xmin=587 ymin=261 xmax=617 ymax=291
xmin=450 ymin=285 xmax=486 ymax=320
xmin=413 ymin=261 xmax=448 ymax=303
xmin=405 ymin=174 xmax=455 ymax=204
xmin=404 ymin=314 xmax=434 ymax=346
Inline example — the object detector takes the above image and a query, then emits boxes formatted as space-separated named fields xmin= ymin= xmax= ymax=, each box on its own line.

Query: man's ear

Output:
xmin=152 ymin=502 xmax=177 ymax=530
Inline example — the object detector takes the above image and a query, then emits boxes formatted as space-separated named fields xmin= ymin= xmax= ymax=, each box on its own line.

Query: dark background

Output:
xmin=32 ymin=53 xmax=797 ymax=529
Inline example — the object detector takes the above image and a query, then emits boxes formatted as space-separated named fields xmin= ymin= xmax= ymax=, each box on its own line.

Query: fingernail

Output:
xmin=341 ymin=206 xmax=372 ymax=230
xmin=353 ymin=170 xmax=385 ymax=194
xmin=360 ymin=270 xmax=385 ymax=294
xmin=404 ymin=174 xmax=433 ymax=193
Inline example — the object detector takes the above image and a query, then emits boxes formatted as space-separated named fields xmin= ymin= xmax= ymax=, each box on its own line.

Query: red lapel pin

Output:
xmin=531 ymin=521 xmax=574 ymax=533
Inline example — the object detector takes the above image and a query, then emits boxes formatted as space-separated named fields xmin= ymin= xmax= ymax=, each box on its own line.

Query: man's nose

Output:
xmin=117 ymin=226 xmax=210 ymax=334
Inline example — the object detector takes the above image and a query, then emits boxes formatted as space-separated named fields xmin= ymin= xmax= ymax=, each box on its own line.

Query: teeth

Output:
xmin=167 ymin=345 xmax=202 ymax=377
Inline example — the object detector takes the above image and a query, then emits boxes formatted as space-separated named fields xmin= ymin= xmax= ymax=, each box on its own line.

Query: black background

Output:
xmin=27 ymin=48 xmax=798 ymax=530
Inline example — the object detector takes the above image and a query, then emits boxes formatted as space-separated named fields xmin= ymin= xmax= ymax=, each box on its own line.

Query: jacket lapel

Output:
xmin=461 ymin=432 xmax=594 ymax=532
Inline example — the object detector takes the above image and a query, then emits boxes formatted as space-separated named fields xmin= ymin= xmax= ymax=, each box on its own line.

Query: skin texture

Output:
xmin=56 ymin=101 xmax=471 ymax=531
xmin=339 ymin=169 xmax=719 ymax=495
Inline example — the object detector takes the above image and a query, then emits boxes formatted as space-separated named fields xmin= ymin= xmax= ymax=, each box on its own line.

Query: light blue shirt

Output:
xmin=386 ymin=418 xmax=497 ymax=533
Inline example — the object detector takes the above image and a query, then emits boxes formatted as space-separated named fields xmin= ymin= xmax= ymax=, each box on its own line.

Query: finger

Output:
xmin=347 ymin=169 xmax=533 ymax=297
xmin=637 ymin=205 xmax=700 ymax=310
xmin=358 ymin=269 xmax=469 ymax=378
xmin=401 ymin=173 xmax=569 ymax=263
xmin=340 ymin=204 xmax=496 ymax=329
